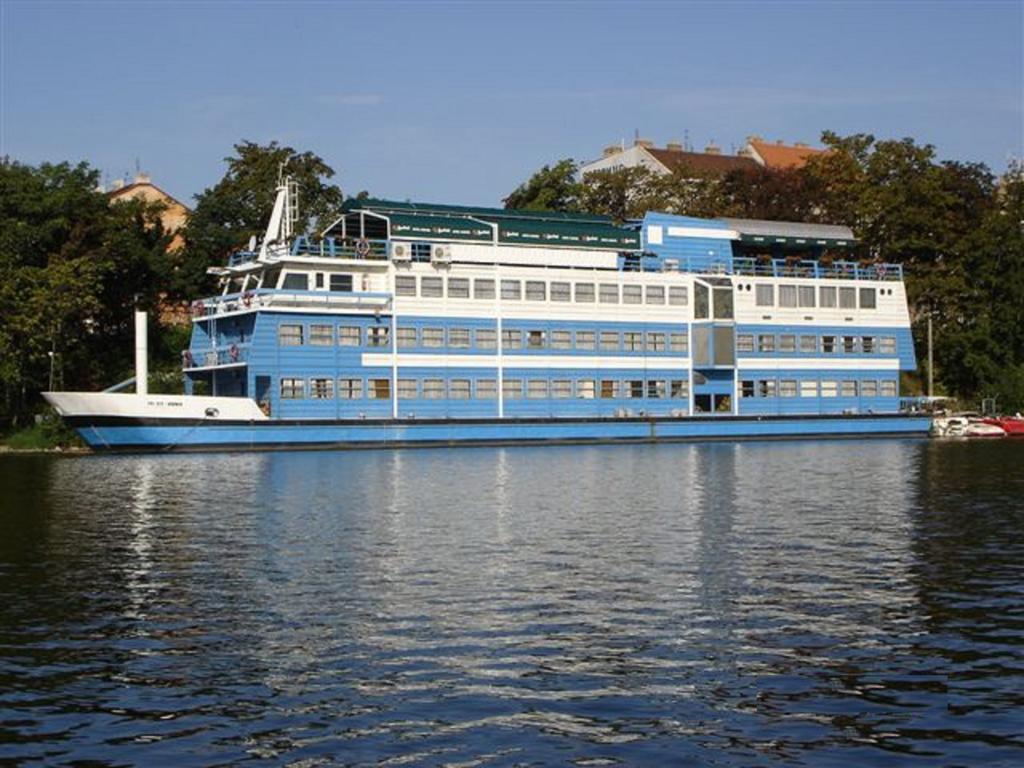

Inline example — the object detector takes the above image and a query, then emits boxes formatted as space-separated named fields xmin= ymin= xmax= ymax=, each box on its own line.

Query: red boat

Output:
xmin=982 ymin=416 xmax=1024 ymax=436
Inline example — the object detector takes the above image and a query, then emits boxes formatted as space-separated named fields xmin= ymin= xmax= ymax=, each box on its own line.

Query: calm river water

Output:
xmin=1 ymin=438 xmax=1022 ymax=766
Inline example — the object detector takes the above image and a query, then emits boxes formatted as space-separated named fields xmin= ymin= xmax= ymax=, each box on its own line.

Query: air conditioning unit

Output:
xmin=431 ymin=244 xmax=451 ymax=264
xmin=391 ymin=243 xmax=411 ymax=261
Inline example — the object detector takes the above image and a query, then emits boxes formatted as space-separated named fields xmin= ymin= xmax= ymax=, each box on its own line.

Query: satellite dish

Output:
xmin=247 ymin=235 xmax=257 ymax=252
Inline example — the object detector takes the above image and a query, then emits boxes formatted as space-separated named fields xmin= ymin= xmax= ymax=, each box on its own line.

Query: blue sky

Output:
xmin=2 ymin=0 xmax=1021 ymax=207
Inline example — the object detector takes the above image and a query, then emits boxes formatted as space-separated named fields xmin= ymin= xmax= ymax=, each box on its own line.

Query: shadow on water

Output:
xmin=0 ymin=439 xmax=1022 ymax=766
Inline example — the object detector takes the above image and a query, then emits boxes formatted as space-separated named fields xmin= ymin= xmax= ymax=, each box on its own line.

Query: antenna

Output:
xmin=135 ymin=157 xmax=141 ymax=175
xmin=683 ymin=129 xmax=690 ymax=152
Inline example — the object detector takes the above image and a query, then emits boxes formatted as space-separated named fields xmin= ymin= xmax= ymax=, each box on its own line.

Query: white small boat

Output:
xmin=964 ymin=421 xmax=1006 ymax=438
xmin=932 ymin=413 xmax=1006 ymax=438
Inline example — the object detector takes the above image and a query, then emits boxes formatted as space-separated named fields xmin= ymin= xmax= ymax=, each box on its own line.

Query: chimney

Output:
xmin=794 ymin=142 xmax=809 ymax=148
xmin=665 ymin=142 xmax=683 ymax=152
xmin=134 ymin=172 xmax=151 ymax=184
xmin=110 ymin=178 xmax=126 ymax=190
xmin=776 ymin=139 xmax=784 ymax=145
xmin=602 ymin=144 xmax=622 ymax=158
xmin=704 ymin=142 xmax=721 ymax=155
xmin=634 ymin=138 xmax=654 ymax=149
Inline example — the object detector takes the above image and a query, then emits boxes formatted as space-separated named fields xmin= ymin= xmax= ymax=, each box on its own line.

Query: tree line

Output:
xmin=1 ymin=133 xmax=1021 ymax=428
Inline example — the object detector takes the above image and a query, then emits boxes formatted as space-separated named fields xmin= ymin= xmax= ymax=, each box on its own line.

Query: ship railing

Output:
xmin=181 ymin=342 xmax=251 ymax=370
xmin=227 ymin=250 xmax=260 ymax=267
xmin=191 ymin=289 xmax=393 ymax=319
xmin=290 ymin=236 xmax=389 ymax=260
xmin=731 ymin=257 xmax=902 ymax=281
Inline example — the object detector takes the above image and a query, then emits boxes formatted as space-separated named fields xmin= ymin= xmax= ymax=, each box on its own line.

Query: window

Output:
xmin=310 ymin=325 xmax=333 ymax=346
xmin=880 ymin=380 xmax=897 ymax=397
xmin=449 ymin=379 xmax=471 ymax=399
xmin=694 ymin=283 xmax=709 ymax=318
xmin=859 ymin=287 xmax=877 ymax=309
xmin=799 ymin=286 xmax=816 ymax=308
xmin=575 ymin=331 xmax=596 ymax=350
xmin=474 ymin=279 xmax=495 ymax=299
xmin=779 ymin=285 xmax=798 ymax=308
xmin=551 ymin=380 xmax=573 ymax=398
xmin=411 ymin=243 xmax=431 ymax=262
xmin=880 ymin=336 xmax=897 ymax=354
xmin=600 ymin=331 xmax=620 ymax=351
xmin=862 ymin=336 xmax=876 ymax=353
xmin=501 ymin=280 xmax=521 ymax=300
xmin=550 ymin=282 xmax=571 ymax=302
xmin=646 ymin=332 xmax=666 ymax=352
xmin=756 ymin=284 xmax=774 ymax=306
xmin=476 ymin=379 xmax=497 ymax=399
xmin=421 ymin=277 xmax=443 ymax=298
xmin=421 ymin=328 xmax=444 ymax=348
xmin=669 ymin=286 xmax=688 ymax=306
xmin=525 ymin=281 xmax=546 ymax=301
xmin=758 ymin=334 xmax=776 ymax=353
xmin=646 ymin=286 xmax=666 ymax=305
xmin=841 ymin=380 xmax=858 ymax=397
xmin=800 ymin=335 xmax=817 ymax=353
xmin=397 ymin=379 xmax=418 ymax=399
xmin=821 ymin=380 xmax=838 ymax=397
xmin=282 ymin=273 xmax=309 ymax=291
xmin=576 ymin=379 xmax=596 ymax=399
xmin=647 ymin=380 xmax=666 ymax=399
xmin=422 ymin=379 xmax=445 ymax=399
xmin=338 ymin=378 xmax=363 ymax=399
xmin=861 ymin=380 xmax=878 ymax=397
xmin=502 ymin=379 xmax=523 ymax=399
xmin=839 ymin=286 xmax=856 ymax=309
xmin=395 ymin=275 xmax=416 ymax=296
xmin=600 ymin=380 xmax=620 ymax=398
xmin=625 ymin=380 xmax=644 ymax=399
xmin=671 ymin=379 xmax=689 ymax=399
xmin=820 ymin=286 xmax=837 ymax=308
xmin=368 ymin=379 xmax=391 ymax=399
xmin=279 ymin=324 xmax=303 ymax=346
xmin=758 ymin=379 xmax=777 ymax=398
xmin=800 ymin=380 xmax=818 ymax=398
xmin=330 ymin=274 xmax=353 ymax=293
xmin=780 ymin=379 xmax=798 ymax=398
xmin=623 ymin=285 xmax=643 ymax=304
xmin=624 ymin=332 xmax=643 ymax=352
xmin=310 ymin=378 xmax=334 ymax=399
xmin=448 ymin=278 xmax=470 ymax=298
xmin=822 ymin=335 xmax=837 ymax=354
xmin=447 ymin=328 xmax=471 ymax=348
xmin=526 ymin=330 xmax=546 ymax=349
xmin=551 ymin=330 xmax=572 ymax=350
xmin=397 ymin=327 xmax=417 ymax=348
xmin=502 ymin=329 xmax=523 ymax=349
xmin=476 ymin=329 xmax=497 ymax=349
xmin=669 ymin=333 xmax=688 ymax=353
xmin=368 ymin=326 xmax=390 ymax=347
xmin=843 ymin=336 xmax=858 ymax=354
xmin=338 ymin=326 xmax=361 ymax=346
xmin=736 ymin=333 xmax=754 ymax=353
xmin=315 ymin=273 xmax=324 ymax=289
xmin=280 ymin=378 xmax=304 ymax=399
xmin=713 ymin=288 xmax=734 ymax=319
xmin=599 ymin=284 xmax=619 ymax=304
xmin=527 ymin=379 xmax=548 ymax=399
xmin=575 ymin=283 xmax=595 ymax=303
xmin=740 ymin=380 xmax=755 ymax=398
xmin=779 ymin=334 xmax=796 ymax=353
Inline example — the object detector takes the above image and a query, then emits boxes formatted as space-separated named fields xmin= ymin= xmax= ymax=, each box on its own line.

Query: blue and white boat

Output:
xmin=45 ymin=177 xmax=931 ymax=450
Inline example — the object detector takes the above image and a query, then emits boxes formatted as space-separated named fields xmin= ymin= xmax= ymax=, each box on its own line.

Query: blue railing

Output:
xmin=732 ymin=257 xmax=903 ymax=281
xmin=291 ymin=236 xmax=389 ymax=260
xmin=190 ymin=289 xmax=393 ymax=319
xmin=182 ymin=343 xmax=250 ymax=370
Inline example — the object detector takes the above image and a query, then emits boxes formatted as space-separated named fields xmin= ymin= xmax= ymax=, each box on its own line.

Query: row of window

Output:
xmin=739 ymin=379 xmax=898 ymax=398
xmin=736 ymin=333 xmax=898 ymax=355
xmin=395 ymin=275 xmax=690 ymax=306
xmin=751 ymin=284 xmax=881 ymax=310
xmin=280 ymin=377 xmax=693 ymax=401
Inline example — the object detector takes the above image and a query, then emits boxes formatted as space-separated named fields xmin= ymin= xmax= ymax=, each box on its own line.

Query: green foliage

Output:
xmin=503 ymin=159 xmax=581 ymax=212
xmin=2 ymin=409 xmax=82 ymax=450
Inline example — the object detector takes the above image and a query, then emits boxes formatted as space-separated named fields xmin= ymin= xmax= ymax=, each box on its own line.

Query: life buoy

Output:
xmin=355 ymin=238 xmax=371 ymax=257
xmin=875 ymin=264 xmax=887 ymax=279
xmin=229 ymin=344 xmax=240 ymax=362
xmin=242 ymin=291 xmax=253 ymax=308
xmin=191 ymin=301 xmax=205 ymax=318
xmin=181 ymin=349 xmax=194 ymax=367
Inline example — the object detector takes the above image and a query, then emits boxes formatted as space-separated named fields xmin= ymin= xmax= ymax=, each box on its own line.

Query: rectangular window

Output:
xmin=279 ymin=324 xmax=303 ymax=346
xmin=575 ymin=283 xmax=595 ymax=303
xmin=502 ymin=378 xmax=523 ymax=399
xmin=694 ymin=283 xmax=709 ymax=318
xmin=713 ymin=287 xmax=734 ymax=320
xmin=449 ymin=379 xmax=471 ymax=399
xmin=310 ymin=324 xmax=333 ymax=346
xmin=474 ymin=279 xmax=495 ymax=299
xmin=576 ymin=379 xmax=596 ymax=399
xmin=411 ymin=243 xmax=431 ymax=262
xmin=758 ymin=379 xmax=777 ymax=398
xmin=310 ymin=377 xmax=334 ymax=399
xmin=669 ymin=333 xmax=689 ymax=353
xmin=575 ymin=330 xmax=596 ymax=350
xmin=798 ymin=285 xmax=816 ymax=308
xmin=502 ymin=329 xmax=523 ymax=349
xmin=600 ymin=380 xmax=620 ymax=399
xmin=862 ymin=336 xmax=876 ymax=353
xmin=756 ymin=284 xmax=774 ymax=306
xmin=843 ymin=336 xmax=858 ymax=354
xmin=779 ymin=285 xmax=798 ymax=307
xmin=800 ymin=380 xmax=818 ymax=398
xmin=822 ymin=335 xmax=837 ymax=354
xmin=447 ymin=278 xmax=470 ymax=299
xmin=525 ymin=281 xmax=546 ymax=301
xmin=551 ymin=330 xmax=572 ymax=349
xmin=476 ymin=328 xmax=497 ymax=349
xmin=367 ymin=326 xmax=390 ymax=347
xmin=333 ymin=273 xmax=355 ymax=293
xmin=671 ymin=379 xmax=689 ymax=399
xmin=448 ymin=328 xmax=471 ymax=348
xmin=421 ymin=328 xmax=444 ymax=348
xmin=859 ymin=287 xmax=877 ymax=309
xmin=421 ymin=277 xmax=443 ymax=298
xmin=600 ymin=331 xmax=620 ymax=351
xmin=501 ymin=280 xmax=522 ymax=300
xmin=397 ymin=379 xmax=418 ymax=399
xmin=550 ymin=282 xmax=571 ymax=302
xmin=527 ymin=379 xmax=548 ymax=399
xmin=880 ymin=380 xmax=897 ymax=397
xmin=758 ymin=334 xmax=776 ymax=353
xmin=476 ymin=379 xmax=497 ymax=399
xmin=280 ymin=377 xmax=304 ymax=399
xmin=338 ymin=378 xmax=363 ymax=399
xmin=623 ymin=285 xmax=643 ymax=304
xmin=669 ymin=286 xmax=689 ymax=306
xmin=625 ymin=380 xmax=644 ymax=399
xmin=368 ymin=379 xmax=391 ymax=399
xmin=861 ymin=380 xmax=878 ymax=397
xmin=551 ymin=379 xmax=573 ymax=398
xmin=821 ymin=380 xmax=838 ymax=397
xmin=736 ymin=333 xmax=754 ymax=353
xmin=646 ymin=332 xmax=665 ymax=352
xmin=526 ymin=330 xmax=546 ymax=349
xmin=841 ymin=380 xmax=858 ymax=397
xmin=779 ymin=334 xmax=796 ymax=353
xmin=282 ymin=273 xmax=309 ymax=291
xmin=646 ymin=285 xmax=666 ymax=305
xmin=397 ymin=327 xmax=417 ymax=348
xmin=839 ymin=286 xmax=857 ymax=309
xmin=880 ymin=336 xmax=897 ymax=354
xmin=395 ymin=275 xmax=416 ymax=297
xmin=820 ymin=286 xmax=837 ymax=308
xmin=740 ymin=380 xmax=755 ymax=398
xmin=780 ymin=379 xmax=798 ymax=398
xmin=338 ymin=326 xmax=361 ymax=346
xmin=599 ymin=284 xmax=620 ymax=304
xmin=422 ymin=379 xmax=446 ymax=399
xmin=647 ymin=380 xmax=666 ymax=399
xmin=800 ymin=334 xmax=817 ymax=353
xmin=623 ymin=332 xmax=643 ymax=352
xmin=315 ymin=273 xmax=324 ymax=289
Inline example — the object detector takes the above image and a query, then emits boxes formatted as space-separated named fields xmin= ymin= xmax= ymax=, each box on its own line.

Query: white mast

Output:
xmin=258 ymin=166 xmax=298 ymax=261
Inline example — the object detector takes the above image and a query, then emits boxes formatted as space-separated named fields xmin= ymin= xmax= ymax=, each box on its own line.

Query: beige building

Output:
xmin=107 ymin=173 xmax=189 ymax=251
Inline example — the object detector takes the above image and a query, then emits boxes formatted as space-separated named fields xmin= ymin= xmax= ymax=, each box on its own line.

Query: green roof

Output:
xmin=387 ymin=213 xmax=493 ymax=242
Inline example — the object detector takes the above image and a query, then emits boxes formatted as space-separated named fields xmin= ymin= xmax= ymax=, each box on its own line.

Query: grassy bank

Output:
xmin=1 ymin=412 xmax=84 ymax=452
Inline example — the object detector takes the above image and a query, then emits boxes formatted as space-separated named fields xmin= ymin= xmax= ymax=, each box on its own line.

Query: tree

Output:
xmin=503 ymin=159 xmax=581 ymax=211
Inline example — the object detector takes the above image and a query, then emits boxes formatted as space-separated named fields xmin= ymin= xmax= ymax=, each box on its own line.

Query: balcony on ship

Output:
xmin=731 ymin=257 xmax=903 ymax=281
xmin=191 ymin=287 xmax=393 ymax=320
xmin=181 ymin=342 xmax=251 ymax=371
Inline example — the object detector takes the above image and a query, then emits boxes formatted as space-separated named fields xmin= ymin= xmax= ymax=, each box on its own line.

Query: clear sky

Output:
xmin=2 ymin=0 xmax=1021 ymax=207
